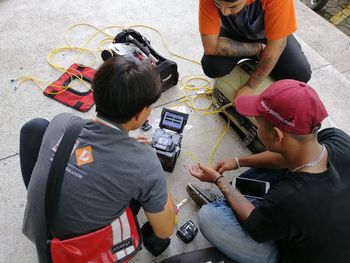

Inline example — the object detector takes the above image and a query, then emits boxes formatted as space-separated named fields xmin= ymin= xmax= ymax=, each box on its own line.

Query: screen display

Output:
xmin=161 ymin=111 xmax=184 ymax=130
xmin=235 ymin=178 xmax=268 ymax=199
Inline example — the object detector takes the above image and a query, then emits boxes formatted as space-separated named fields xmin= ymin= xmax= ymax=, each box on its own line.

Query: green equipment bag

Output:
xmin=212 ymin=60 xmax=274 ymax=153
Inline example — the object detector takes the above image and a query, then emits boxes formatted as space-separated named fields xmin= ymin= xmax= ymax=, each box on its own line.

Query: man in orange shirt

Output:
xmin=199 ymin=0 xmax=311 ymax=99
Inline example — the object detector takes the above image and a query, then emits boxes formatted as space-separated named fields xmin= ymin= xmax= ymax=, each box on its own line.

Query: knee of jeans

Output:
xmin=22 ymin=118 xmax=48 ymax=129
xmin=201 ymin=56 xmax=232 ymax=78
xmin=21 ymin=118 xmax=49 ymax=137
xmin=197 ymin=202 xmax=223 ymax=230
xmin=197 ymin=205 xmax=212 ymax=238
xmin=202 ymin=66 xmax=228 ymax=78
xmin=303 ymin=67 xmax=312 ymax=83
xmin=294 ymin=62 xmax=312 ymax=83
xmin=198 ymin=204 xmax=211 ymax=228
xmin=295 ymin=62 xmax=312 ymax=83
xmin=274 ymin=66 xmax=312 ymax=84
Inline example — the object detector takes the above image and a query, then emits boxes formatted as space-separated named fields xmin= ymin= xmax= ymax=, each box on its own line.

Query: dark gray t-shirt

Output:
xmin=22 ymin=113 xmax=168 ymax=262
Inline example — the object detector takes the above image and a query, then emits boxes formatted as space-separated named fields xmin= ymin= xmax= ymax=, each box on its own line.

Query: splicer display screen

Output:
xmin=161 ymin=112 xmax=184 ymax=130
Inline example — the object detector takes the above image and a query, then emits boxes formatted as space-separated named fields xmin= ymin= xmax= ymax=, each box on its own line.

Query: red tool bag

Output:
xmin=43 ymin=64 xmax=96 ymax=112
xmin=50 ymin=208 xmax=141 ymax=263
xmin=45 ymin=120 xmax=141 ymax=263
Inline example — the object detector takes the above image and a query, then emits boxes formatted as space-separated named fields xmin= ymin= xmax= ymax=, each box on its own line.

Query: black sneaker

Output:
xmin=186 ymin=183 xmax=225 ymax=207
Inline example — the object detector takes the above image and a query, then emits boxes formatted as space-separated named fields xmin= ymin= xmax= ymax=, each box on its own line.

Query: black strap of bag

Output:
xmin=44 ymin=119 xmax=88 ymax=261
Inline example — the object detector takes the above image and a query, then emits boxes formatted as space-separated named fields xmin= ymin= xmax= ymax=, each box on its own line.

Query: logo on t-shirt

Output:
xmin=75 ymin=145 xmax=94 ymax=166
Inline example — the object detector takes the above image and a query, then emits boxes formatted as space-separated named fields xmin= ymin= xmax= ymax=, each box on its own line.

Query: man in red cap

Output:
xmin=188 ymin=79 xmax=350 ymax=263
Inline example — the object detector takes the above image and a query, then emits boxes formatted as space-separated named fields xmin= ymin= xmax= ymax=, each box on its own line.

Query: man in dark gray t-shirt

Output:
xmin=21 ymin=56 xmax=176 ymax=262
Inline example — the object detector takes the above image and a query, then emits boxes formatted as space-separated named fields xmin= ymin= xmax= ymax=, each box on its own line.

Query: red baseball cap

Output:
xmin=235 ymin=79 xmax=328 ymax=135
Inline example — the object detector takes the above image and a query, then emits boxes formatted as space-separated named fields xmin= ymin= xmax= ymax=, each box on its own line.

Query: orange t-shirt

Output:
xmin=199 ymin=0 xmax=297 ymax=40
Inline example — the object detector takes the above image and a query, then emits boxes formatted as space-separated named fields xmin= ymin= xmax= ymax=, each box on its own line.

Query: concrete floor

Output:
xmin=300 ymin=0 xmax=350 ymax=36
xmin=0 ymin=0 xmax=350 ymax=262
xmin=296 ymin=0 xmax=350 ymax=80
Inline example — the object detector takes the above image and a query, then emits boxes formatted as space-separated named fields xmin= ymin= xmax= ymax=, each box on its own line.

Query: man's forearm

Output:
xmin=246 ymin=48 xmax=278 ymax=89
xmin=216 ymin=37 xmax=261 ymax=57
xmin=216 ymin=178 xmax=254 ymax=222
xmin=246 ymin=38 xmax=287 ymax=89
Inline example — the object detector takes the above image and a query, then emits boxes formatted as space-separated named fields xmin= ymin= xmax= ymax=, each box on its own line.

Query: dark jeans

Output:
xmin=20 ymin=118 xmax=49 ymax=189
xmin=201 ymin=30 xmax=312 ymax=82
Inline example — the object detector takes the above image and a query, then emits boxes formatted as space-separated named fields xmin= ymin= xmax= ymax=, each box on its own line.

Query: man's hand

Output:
xmin=188 ymin=164 xmax=221 ymax=184
xmin=214 ymin=159 xmax=239 ymax=174
xmin=232 ymin=84 xmax=256 ymax=103
xmin=135 ymin=135 xmax=150 ymax=144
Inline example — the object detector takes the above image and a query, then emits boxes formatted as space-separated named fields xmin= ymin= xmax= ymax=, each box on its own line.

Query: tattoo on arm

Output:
xmin=216 ymin=37 xmax=284 ymax=89
xmin=218 ymin=37 xmax=260 ymax=57
xmin=247 ymin=38 xmax=287 ymax=89
xmin=246 ymin=53 xmax=277 ymax=89
xmin=217 ymin=179 xmax=255 ymax=221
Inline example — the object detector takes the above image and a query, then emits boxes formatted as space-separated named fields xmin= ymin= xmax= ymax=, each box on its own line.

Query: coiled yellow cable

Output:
xmin=16 ymin=23 xmax=234 ymax=167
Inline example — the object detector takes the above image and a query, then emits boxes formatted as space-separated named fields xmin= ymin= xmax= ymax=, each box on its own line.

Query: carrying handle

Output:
xmin=113 ymin=29 xmax=167 ymax=63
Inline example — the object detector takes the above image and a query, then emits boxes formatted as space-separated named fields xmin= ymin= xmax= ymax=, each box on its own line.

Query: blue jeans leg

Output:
xmin=198 ymin=201 xmax=279 ymax=263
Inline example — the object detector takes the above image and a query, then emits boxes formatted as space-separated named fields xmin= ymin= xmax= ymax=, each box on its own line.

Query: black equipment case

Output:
xmin=102 ymin=29 xmax=179 ymax=92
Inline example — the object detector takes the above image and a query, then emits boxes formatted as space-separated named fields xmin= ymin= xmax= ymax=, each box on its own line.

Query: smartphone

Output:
xmin=232 ymin=177 xmax=270 ymax=199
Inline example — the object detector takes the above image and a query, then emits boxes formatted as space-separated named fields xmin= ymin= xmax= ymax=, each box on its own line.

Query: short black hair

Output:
xmin=93 ymin=56 xmax=162 ymax=123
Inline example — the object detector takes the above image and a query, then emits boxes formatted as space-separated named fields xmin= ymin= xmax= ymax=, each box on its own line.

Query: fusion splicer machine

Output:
xmin=151 ymin=108 xmax=189 ymax=172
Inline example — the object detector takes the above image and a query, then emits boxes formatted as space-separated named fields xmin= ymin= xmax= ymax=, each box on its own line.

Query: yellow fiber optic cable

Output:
xmin=16 ymin=22 xmax=238 ymax=167
xmin=128 ymin=24 xmax=201 ymax=65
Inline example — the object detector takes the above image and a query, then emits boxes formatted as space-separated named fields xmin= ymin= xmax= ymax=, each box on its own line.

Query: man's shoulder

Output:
xmin=117 ymin=138 xmax=163 ymax=172
xmin=46 ymin=113 xmax=79 ymax=132
xmin=51 ymin=112 xmax=82 ymax=125
xmin=318 ymin=128 xmax=350 ymax=152
xmin=199 ymin=0 xmax=213 ymax=6
xmin=263 ymin=176 xmax=299 ymax=206
xmin=260 ymin=0 xmax=294 ymax=6
xmin=318 ymin=127 xmax=350 ymax=142
xmin=41 ymin=113 xmax=82 ymax=143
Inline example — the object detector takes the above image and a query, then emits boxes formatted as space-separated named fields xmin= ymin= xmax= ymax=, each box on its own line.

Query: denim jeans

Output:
xmin=197 ymin=168 xmax=286 ymax=263
xmin=198 ymin=201 xmax=278 ymax=263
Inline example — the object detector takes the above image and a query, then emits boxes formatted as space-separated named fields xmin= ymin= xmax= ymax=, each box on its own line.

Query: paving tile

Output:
xmin=1 ymin=0 xmax=350 ymax=262
xmin=296 ymin=1 xmax=350 ymax=76
xmin=0 ymin=157 xmax=37 ymax=263
xmin=300 ymin=0 xmax=350 ymax=37
xmin=343 ymin=70 xmax=350 ymax=80
xmin=308 ymin=65 xmax=350 ymax=134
